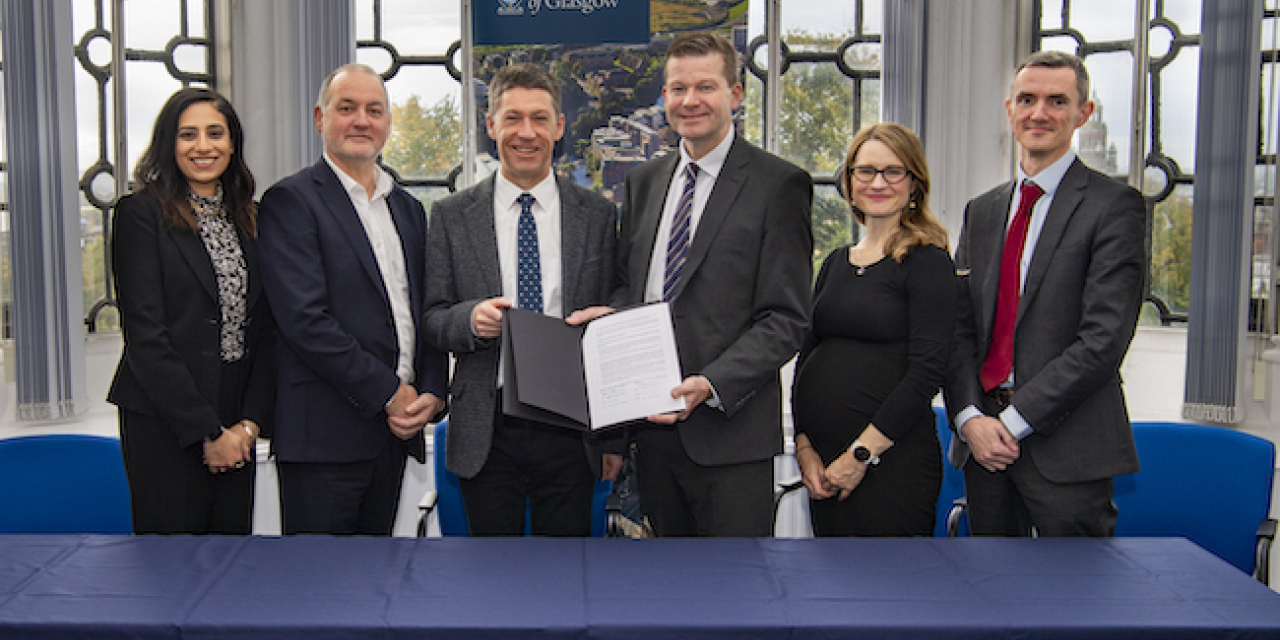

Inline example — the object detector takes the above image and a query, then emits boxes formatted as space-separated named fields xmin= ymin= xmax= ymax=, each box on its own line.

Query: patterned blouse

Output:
xmin=189 ymin=185 xmax=248 ymax=363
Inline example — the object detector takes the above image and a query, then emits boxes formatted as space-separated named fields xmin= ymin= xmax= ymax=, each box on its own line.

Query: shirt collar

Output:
xmin=1017 ymin=148 xmax=1076 ymax=196
xmin=679 ymin=130 xmax=734 ymax=179
xmin=494 ymin=170 xmax=558 ymax=212
xmin=324 ymin=152 xmax=394 ymax=201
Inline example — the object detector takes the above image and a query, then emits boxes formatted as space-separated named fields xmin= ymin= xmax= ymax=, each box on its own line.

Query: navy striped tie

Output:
xmin=516 ymin=193 xmax=542 ymax=314
xmin=663 ymin=163 xmax=699 ymax=302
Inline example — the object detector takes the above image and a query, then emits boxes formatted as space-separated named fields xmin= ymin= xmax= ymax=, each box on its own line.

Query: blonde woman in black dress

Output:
xmin=791 ymin=123 xmax=955 ymax=536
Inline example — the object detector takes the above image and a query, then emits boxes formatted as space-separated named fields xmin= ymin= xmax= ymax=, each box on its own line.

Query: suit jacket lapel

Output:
xmin=978 ymin=182 xmax=1016 ymax=343
xmin=311 ymin=161 xmax=389 ymax=305
xmin=668 ymin=136 xmax=747 ymax=302
xmin=169 ymin=225 xmax=218 ymax=302
xmin=558 ymin=176 xmax=586 ymax=310
xmin=462 ymin=175 xmax=502 ymax=297
xmin=633 ymin=153 xmax=680 ymax=297
xmin=1019 ymin=159 xmax=1087 ymax=320
xmin=169 ymin=210 xmax=262 ymax=308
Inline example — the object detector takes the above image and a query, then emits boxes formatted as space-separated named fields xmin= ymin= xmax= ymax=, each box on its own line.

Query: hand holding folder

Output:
xmin=501 ymin=303 xmax=684 ymax=430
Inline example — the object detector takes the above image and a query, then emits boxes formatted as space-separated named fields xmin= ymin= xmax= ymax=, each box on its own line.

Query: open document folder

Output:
xmin=501 ymin=303 xmax=685 ymax=431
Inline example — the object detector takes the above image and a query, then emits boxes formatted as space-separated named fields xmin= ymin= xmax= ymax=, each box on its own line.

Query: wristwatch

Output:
xmin=849 ymin=442 xmax=880 ymax=467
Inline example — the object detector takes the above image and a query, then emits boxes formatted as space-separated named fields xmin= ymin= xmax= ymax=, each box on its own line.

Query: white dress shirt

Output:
xmin=493 ymin=171 xmax=563 ymax=318
xmin=324 ymin=154 xmax=417 ymax=386
xmin=956 ymin=149 xmax=1078 ymax=440
xmin=643 ymin=132 xmax=734 ymax=303
xmin=642 ymin=132 xmax=735 ymax=409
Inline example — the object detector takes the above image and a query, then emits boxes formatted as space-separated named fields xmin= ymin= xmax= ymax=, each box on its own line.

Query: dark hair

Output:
xmin=1016 ymin=50 xmax=1091 ymax=105
xmin=665 ymin=32 xmax=739 ymax=88
xmin=134 ymin=88 xmax=257 ymax=237
xmin=489 ymin=63 xmax=562 ymax=116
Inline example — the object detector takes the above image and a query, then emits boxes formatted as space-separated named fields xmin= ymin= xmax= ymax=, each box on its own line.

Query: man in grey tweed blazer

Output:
xmin=423 ymin=63 xmax=622 ymax=536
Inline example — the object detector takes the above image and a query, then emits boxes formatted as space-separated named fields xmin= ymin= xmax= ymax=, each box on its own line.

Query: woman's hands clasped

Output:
xmin=794 ymin=433 xmax=838 ymax=500
xmin=202 ymin=420 xmax=259 ymax=474
xmin=822 ymin=449 xmax=869 ymax=501
xmin=795 ymin=427 xmax=892 ymax=501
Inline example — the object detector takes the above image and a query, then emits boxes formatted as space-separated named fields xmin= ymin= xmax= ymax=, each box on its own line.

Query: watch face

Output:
xmin=853 ymin=446 xmax=871 ymax=462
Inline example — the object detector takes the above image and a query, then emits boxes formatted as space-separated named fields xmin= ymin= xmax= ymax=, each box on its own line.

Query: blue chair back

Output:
xmin=0 ymin=434 xmax=132 ymax=534
xmin=432 ymin=421 xmax=470 ymax=536
xmin=933 ymin=406 xmax=969 ymax=536
xmin=432 ymin=421 xmax=612 ymax=536
xmin=1113 ymin=422 xmax=1275 ymax=574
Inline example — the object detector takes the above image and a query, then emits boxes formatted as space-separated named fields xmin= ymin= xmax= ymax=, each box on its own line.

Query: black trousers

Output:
xmin=277 ymin=436 xmax=408 ymax=536
xmin=459 ymin=411 xmax=595 ymax=537
xmin=963 ymin=453 xmax=1116 ymax=537
xmin=634 ymin=427 xmax=773 ymax=537
xmin=119 ymin=408 xmax=254 ymax=535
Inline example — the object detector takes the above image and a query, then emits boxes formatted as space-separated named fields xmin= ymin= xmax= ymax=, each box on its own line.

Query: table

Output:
xmin=0 ymin=535 xmax=1277 ymax=639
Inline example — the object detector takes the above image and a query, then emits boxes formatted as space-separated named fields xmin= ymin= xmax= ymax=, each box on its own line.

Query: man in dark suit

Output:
xmin=573 ymin=32 xmax=813 ymax=537
xmin=945 ymin=51 xmax=1145 ymax=537
xmin=423 ymin=63 xmax=621 ymax=536
xmin=258 ymin=63 xmax=447 ymax=535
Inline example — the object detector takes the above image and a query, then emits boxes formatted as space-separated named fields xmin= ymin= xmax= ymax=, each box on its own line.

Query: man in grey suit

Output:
xmin=945 ymin=51 xmax=1145 ymax=537
xmin=423 ymin=63 xmax=622 ymax=536
xmin=573 ymin=32 xmax=813 ymax=537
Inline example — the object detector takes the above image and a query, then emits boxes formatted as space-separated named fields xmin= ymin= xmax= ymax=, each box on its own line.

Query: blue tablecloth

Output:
xmin=0 ymin=535 xmax=1277 ymax=639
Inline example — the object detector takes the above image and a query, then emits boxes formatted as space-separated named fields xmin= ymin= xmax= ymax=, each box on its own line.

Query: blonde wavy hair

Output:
xmin=840 ymin=123 xmax=949 ymax=261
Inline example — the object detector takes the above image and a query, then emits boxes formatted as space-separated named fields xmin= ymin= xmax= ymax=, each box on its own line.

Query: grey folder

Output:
xmin=501 ymin=307 xmax=592 ymax=431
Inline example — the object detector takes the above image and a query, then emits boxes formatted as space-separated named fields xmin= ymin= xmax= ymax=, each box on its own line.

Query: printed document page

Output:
xmin=582 ymin=303 xmax=684 ymax=428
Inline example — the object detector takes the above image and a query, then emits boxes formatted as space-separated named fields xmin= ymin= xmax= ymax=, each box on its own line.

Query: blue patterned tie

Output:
xmin=663 ymin=163 xmax=699 ymax=302
xmin=516 ymin=193 xmax=542 ymax=314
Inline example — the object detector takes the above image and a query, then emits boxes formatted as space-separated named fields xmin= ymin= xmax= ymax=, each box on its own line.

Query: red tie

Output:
xmin=980 ymin=180 xmax=1045 ymax=392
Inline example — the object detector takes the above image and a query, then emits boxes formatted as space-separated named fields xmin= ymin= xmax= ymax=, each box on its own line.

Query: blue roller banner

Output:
xmin=475 ymin=0 xmax=650 ymax=46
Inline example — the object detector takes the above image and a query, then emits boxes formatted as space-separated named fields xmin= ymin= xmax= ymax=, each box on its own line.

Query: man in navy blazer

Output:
xmin=945 ymin=51 xmax=1144 ymax=537
xmin=424 ymin=64 xmax=621 ymax=536
xmin=574 ymin=33 xmax=813 ymax=536
xmin=259 ymin=63 xmax=447 ymax=535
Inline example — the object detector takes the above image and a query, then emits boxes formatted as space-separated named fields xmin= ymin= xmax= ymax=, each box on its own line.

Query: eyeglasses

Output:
xmin=849 ymin=165 xmax=911 ymax=184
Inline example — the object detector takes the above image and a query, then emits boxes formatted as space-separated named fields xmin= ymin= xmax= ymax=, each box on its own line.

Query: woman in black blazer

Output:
xmin=108 ymin=88 xmax=274 ymax=534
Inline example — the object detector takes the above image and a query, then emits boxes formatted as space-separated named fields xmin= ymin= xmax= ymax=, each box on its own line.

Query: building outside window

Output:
xmin=1038 ymin=0 xmax=1201 ymax=327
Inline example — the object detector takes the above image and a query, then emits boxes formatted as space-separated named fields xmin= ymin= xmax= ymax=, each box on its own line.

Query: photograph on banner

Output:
xmin=472 ymin=0 xmax=749 ymax=203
